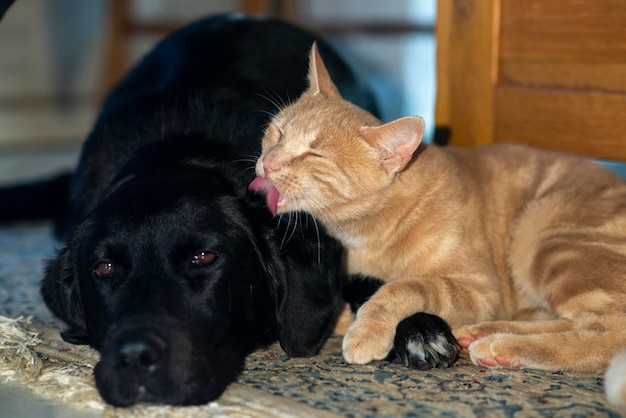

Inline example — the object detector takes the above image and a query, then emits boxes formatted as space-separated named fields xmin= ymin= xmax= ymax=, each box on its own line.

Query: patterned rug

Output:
xmin=0 ymin=222 xmax=624 ymax=417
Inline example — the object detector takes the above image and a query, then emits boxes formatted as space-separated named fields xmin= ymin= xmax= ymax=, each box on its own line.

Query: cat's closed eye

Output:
xmin=263 ymin=123 xmax=283 ymax=148
xmin=307 ymin=149 xmax=326 ymax=159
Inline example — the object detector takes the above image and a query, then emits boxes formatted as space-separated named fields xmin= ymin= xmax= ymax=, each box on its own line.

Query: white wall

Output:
xmin=0 ymin=0 xmax=437 ymax=146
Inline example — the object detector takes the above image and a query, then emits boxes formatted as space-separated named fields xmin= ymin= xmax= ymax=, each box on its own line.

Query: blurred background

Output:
xmin=0 ymin=0 xmax=437 ymax=152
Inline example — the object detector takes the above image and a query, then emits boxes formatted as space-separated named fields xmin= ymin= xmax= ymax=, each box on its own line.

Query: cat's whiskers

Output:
xmin=296 ymin=212 xmax=324 ymax=267
xmin=255 ymin=88 xmax=291 ymax=113
xmin=254 ymin=109 xmax=280 ymax=121
xmin=291 ymin=182 xmax=334 ymax=217
xmin=309 ymin=213 xmax=323 ymax=267
xmin=277 ymin=211 xmax=294 ymax=249
xmin=304 ymin=193 xmax=332 ymax=220
xmin=242 ymin=166 xmax=258 ymax=175
xmin=267 ymin=172 xmax=335 ymax=246
xmin=273 ymin=207 xmax=323 ymax=267
xmin=230 ymin=157 xmax=259 ymax=165
xmin=284 ymin=211 xmax=301 ymax=248
xmin=277 ymin=213 xmax=286 ymax=248
xmin=229 ymin=153 xmax=265 ymax=178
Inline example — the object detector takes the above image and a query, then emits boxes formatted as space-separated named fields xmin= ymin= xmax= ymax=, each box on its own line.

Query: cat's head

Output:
xmin=251 ymin=43 xmax=425 ymax=220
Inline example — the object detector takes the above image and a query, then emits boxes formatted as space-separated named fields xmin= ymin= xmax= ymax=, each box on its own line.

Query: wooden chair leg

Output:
xmin=100 ymin=0 xmax=131 ymax=101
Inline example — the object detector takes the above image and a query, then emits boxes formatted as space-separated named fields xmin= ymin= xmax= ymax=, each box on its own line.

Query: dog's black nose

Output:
xmin=95 ymin=324 xmax=179 ymax=406
xmin=114 ymin=334 xmax=166 ymax=375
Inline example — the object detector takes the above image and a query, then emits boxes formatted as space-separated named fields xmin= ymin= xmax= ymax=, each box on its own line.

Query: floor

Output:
xmin=0 ymin=381 xmax=99 ymax=418
xmin=0 ymin=145 xmax=92 ymax=418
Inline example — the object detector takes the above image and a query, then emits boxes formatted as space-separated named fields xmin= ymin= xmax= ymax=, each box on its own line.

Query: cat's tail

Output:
xmin=0 ymin=172 xmax=72 ymax=223
xmin=605 ymin=348 xmax=626 ymax=407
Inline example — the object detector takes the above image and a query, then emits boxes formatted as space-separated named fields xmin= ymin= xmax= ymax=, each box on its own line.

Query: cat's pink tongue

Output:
xmin=249 ymin=176 xmax=280 ymax=216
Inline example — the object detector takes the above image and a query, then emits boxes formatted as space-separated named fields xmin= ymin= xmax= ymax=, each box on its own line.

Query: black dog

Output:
xmin=0 ymin=14 xmax=373 ymax=406
xmin=0 ymin=13 xmax=459 ymax=406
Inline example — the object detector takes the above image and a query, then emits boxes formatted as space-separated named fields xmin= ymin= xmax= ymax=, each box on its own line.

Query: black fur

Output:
xmin=342 ymin=273 xmax=384 ymax=312
xmin=0 ymin=0 xmax=15 ymax=21
xmin=343 ymin=275 xmax=460 ymax=371
xmin=2 ymin=14 xmax=379 ymax=406
xmin=0 ymin=172 xmax=71 ymax=223
xmin=388 ymin=313 xmax=460 ymax=370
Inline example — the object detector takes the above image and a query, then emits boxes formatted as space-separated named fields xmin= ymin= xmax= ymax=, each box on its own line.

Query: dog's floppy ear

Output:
xmin=41 ymin=244 xmax=89 ymax=345
xmin=275 ymin=216 xmax=344 ymax=357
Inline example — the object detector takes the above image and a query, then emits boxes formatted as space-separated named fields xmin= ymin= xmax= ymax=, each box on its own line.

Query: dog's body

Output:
xmin=0 ymin=14 xmax=378 ymax=406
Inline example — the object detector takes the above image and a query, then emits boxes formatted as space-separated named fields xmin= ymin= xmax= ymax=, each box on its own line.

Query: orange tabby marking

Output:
xmin=252 ymin=44 xmax=626 ymax=382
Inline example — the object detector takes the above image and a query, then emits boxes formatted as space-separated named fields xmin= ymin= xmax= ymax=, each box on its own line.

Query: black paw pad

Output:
xmin=388 ymin=312 xmax=460 ymax=370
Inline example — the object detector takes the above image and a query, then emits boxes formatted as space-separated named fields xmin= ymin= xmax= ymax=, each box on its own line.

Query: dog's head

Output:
xmin=41 ymin=143 xmax=343 ymax=406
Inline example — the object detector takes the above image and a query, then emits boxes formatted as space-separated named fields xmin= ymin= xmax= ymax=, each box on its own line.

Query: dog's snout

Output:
xmin=116 ymin=339 xmax=162 ymax=373
xmin=111 ymin=328 xmax=169 ymax=377
xmin=96 ymin=323 xmax=191 ymax=406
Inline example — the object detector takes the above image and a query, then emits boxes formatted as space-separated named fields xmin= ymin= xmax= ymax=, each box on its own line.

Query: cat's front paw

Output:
xmin=454 ymin=325 xmax=489 ymax=355
xmin=388 ymin=312 xmax=460 ymax=370
xmin=466 ymin=334 xmax=524 ymax=369
xmin=342 ymin=318 xmax=395 ymax=364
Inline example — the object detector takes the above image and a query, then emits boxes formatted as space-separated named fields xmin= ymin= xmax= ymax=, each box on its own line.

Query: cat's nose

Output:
xmin=262 ymin=156 xmax=280 ymax=175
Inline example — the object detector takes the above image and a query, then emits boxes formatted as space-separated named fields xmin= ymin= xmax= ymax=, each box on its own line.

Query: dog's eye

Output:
xmin=94 ymin=262 xmax=115 ymax=278
xmin=191 ymin=251 xmax=218 ymax=267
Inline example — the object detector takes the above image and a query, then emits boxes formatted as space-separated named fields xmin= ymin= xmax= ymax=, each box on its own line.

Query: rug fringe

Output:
xmin=0 ymin=315 xmax=105 ymax=412
xmin=0 ymin=315 xmax=336 ymax=417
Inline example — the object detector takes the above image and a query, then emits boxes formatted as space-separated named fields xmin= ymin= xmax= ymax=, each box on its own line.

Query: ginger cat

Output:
xmin=251 ymin=44 xmax=626 ymax=390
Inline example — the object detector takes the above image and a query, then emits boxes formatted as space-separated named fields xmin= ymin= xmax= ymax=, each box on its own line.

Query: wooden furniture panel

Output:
xmin=435 ymin=0 xmax=500 ymax=147
xmin=499 ymin=0 xmax=626 ymax=93
xmin=494 ymin=86 xmax=626 ymax=160
xmin=436 ymin=0 xmax=626 ymax=161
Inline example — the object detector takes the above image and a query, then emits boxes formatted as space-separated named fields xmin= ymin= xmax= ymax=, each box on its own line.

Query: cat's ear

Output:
xmin=307 ymin=43 xmax=341 ymax=98
xmin=361 ymin=116 xmax=425 ymax=174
